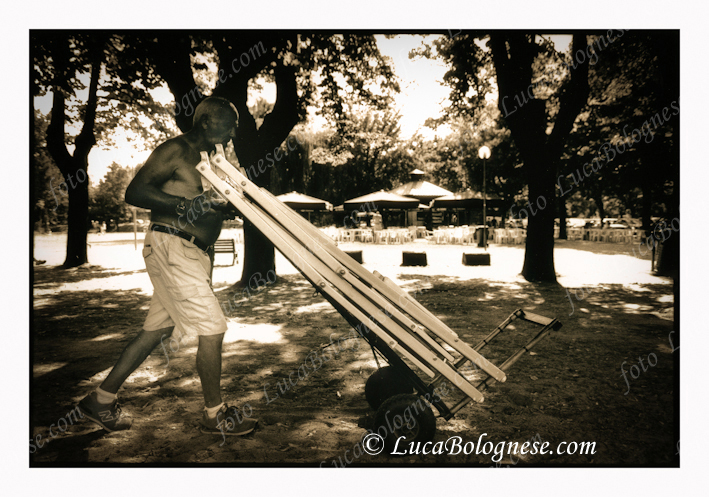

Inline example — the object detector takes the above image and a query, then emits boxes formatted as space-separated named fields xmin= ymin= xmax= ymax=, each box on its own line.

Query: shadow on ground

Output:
xmin=33 ymin=264 xmax=146 ymax=290
xmin=31 ymin=269 xmax=677 ymax=466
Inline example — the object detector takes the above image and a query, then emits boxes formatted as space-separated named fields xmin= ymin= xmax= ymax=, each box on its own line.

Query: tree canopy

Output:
xmin=420 ymin=30 xmax=678 ymax=281
xmin=32 ymin=30 xmax=678 ymax=283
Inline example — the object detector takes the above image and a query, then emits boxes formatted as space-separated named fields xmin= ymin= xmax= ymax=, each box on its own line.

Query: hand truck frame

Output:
xmin=198 ymin=146 xmax=562 ymax=451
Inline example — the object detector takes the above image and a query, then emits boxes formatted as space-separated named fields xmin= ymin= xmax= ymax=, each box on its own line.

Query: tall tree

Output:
xmin=135 ymin=31 xmax=399 ymax=287
xmin=489 ymin=33 xmax=591 ymax=282
xmin=428 ymin=32 xmax=591 ymax=281
xmin=32 ymin=110 xmax=67 ymax=234
xmin=90 ymin=162 xmax=134 ymax=230
xmin=41 ymin=33 xmax=106 ymax=267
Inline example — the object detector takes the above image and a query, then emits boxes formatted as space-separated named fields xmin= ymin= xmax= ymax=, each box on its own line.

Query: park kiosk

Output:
xmin=199 ymin=145 xmax=562 ymax=453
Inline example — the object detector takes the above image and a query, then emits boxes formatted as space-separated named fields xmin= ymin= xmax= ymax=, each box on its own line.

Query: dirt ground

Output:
xmin=30 ymin=233 xmax=677 ymax=467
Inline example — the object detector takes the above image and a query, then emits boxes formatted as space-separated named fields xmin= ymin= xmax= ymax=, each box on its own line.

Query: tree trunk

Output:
xmin=241 ymin=220 xmax=277 ymax=289
xmin=639 ymin=163 xmax=654 ymax=234
xmin=215 ymin=59 xmax=298 ymax=288
xmin=490 ymin=33 xmax=590 ymax=282
xmin=594 ymin=194 xmax=606 ymax=224
xmin=45 ymin=36 xmax=103 ymax=268
xmin=558 ymin=194 xmax=568 ymax=240
xmin=64 ymin=177 xmax=90 ymax=266
xmin=557 ymin=171 xmax=568 ymax=240
xmin=31 ymin=103 xmax=37 ymax=261
xmin=522 ymin=154 xmax=557 ymax=281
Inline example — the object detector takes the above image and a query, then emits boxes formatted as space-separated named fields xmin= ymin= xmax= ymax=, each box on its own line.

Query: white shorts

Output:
xmin=142 ymin=229 xmax=227 ymax=342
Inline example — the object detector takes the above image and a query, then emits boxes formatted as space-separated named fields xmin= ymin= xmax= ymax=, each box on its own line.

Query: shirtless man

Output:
xmin=77 ymin=97 xmax=257 ymax=438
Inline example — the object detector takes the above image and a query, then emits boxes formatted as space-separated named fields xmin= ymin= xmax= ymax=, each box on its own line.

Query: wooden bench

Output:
xmin=214 ymin=238 xmax=237 ymax=266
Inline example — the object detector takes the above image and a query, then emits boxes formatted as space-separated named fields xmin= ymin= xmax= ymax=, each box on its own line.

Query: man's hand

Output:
xmin=185 ymin=191 xmax=240 ymax=223
xmin=211 ymin=202 xmax=240 ymax=220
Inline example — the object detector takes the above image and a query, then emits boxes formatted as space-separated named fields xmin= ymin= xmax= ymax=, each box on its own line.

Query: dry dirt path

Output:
xmin=31 ymin=233 xmax=676 ymax=466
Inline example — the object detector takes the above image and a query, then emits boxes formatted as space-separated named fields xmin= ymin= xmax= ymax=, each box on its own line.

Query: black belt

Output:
xmin=150 ymin=224 xmax=212 ymax=252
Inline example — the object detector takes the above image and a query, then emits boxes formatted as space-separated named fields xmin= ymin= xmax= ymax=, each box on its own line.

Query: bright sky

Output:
xmin=375 ymin=34 xmax=452 ymax=139
xmin=35 ymin=34 xmax=571 ymax=184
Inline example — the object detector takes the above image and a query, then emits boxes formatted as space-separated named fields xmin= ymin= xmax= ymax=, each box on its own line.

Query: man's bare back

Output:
xmin=126 ymin=108 xmax=238 ymax=246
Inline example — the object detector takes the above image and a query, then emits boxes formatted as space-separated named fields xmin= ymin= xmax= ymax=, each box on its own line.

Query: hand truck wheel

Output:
xmin=373 ymin=393 xmax=437 ymax=454
xmin=364 ymin=366 xmax=415 ymax=410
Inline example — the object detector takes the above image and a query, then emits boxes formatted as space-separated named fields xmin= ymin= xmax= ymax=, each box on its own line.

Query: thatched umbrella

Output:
xmin=276 ymin=191 xmax=333 ymax=223
xmin=389 ymin=169 xmax=453 ymax=205
xmin=343 ymin=190 xmax=420 ymax=228
xmin=343 ymin=190 xmax=420 ymax=211
xmin=431 ymin=190 xmax=506 ymax=226
xmin=276 ymin=191 xmax=333 ymax=211
xmin=431 ymin=190 xmax=505 ymax=209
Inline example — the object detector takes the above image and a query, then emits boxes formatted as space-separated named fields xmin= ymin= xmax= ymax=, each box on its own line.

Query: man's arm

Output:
xmin=125 ymin=140 xmax=186 ymax=213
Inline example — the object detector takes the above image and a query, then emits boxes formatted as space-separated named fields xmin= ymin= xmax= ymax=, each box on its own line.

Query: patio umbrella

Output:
xmin=343 ymin=190 xmax=421 ymax=211
xmin=276 ymin=191 xmax=333 ymax=211
xmin=431 ymin=190 xmax=506 ymax=209
xmin=389 ymin=169 xmax=453 ymax=204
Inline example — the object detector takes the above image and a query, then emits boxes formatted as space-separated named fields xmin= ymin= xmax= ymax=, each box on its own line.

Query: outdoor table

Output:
xmin=449 ymin=227 xmax=462 ymax=244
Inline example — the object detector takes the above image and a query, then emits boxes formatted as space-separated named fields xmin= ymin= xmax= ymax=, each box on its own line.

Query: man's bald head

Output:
xmin=193 ymin=97 xmax=239 ymax=128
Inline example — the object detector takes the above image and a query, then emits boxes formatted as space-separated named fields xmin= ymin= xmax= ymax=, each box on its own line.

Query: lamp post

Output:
xmin=478 ymin=146 xmax=491 ymax=251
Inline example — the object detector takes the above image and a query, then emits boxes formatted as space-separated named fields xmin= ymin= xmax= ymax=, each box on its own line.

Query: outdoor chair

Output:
xmin=505 ymin=229 xmax=515 ymax=244
xmin=509 ymin=228 xmax=523 ymax=244
xmin=408 ymin=226 xmax=419 ymax=241
xmin=388 ymin=230 xmax=402 ymax=244
xmin=433 ymin=230 xmax=446 ymax=244
xmin=214 ymin=238 xmax=237 ymax=266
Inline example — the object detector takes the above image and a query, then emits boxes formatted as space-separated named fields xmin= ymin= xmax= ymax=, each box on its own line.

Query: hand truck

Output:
xmin=199 ymin=146 xmax=562 ymax=453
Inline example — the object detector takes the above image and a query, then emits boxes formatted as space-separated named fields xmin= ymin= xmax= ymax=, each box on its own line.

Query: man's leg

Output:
xmin=196 ymin=332 xmax=257 ymax=437
xmin=77 ymin=328 xmax=173 ymax=432
xmin=196 ymin=333 xmax=224 ymax=408
xmin=100 ymin=326 xmax=175 ymax=394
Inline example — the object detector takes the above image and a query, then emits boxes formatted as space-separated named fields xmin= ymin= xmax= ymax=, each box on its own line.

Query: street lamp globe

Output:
xmin=478 ymin=146 xmax=491 ymax=160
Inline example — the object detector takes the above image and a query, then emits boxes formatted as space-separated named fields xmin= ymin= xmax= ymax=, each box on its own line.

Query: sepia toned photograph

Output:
xmin=19 ymin=2 xmax=702 ymax=492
